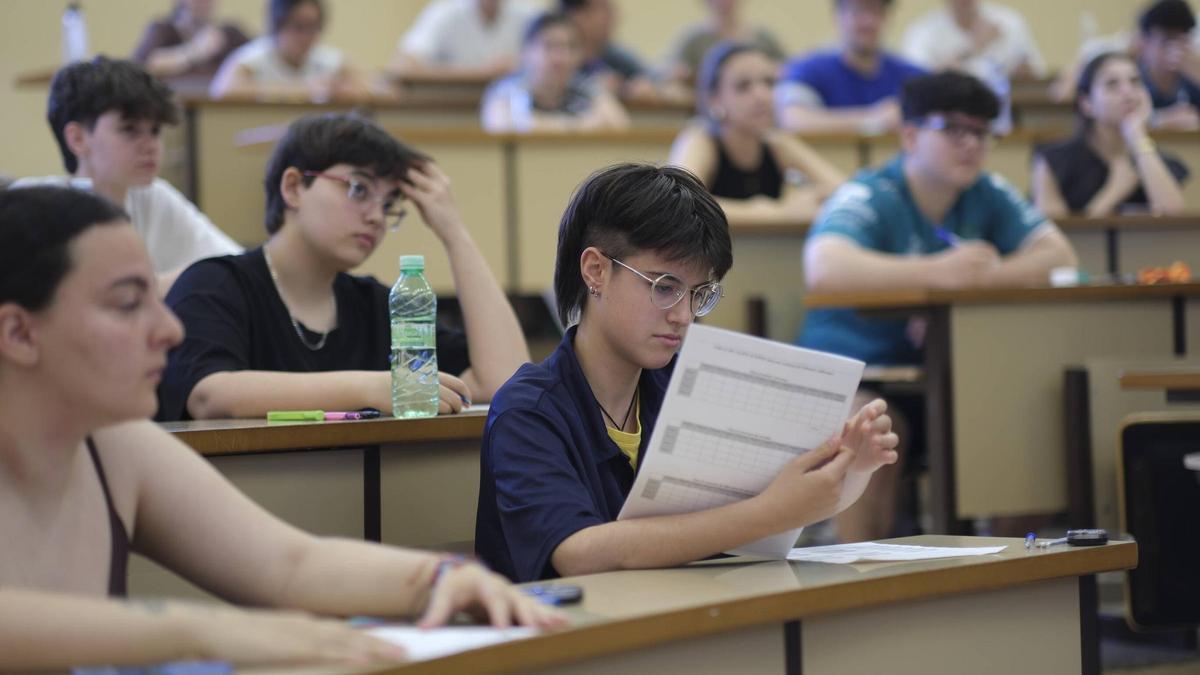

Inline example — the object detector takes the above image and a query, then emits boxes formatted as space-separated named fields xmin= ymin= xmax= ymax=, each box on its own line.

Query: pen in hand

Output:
xmin=933 ymin=227 xmax=961 ymax=247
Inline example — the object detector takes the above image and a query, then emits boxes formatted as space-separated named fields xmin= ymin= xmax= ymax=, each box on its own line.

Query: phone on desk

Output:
xmin=524 ymin=584 xmax=583 ymax=606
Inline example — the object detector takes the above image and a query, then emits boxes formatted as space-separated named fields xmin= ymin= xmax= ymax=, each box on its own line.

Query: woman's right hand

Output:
xmin=437 ymin=371 xmax=472 ymax=414
xmin=757 ymin=436 xmax=855 ymax=529
xmin=180 ymin=604 xmax=406 ymax=666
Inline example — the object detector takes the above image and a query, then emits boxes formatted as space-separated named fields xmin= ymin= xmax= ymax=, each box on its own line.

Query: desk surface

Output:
xmin=731 ymin=214 xmax=1200 ymax=238
xmin=1119 ymin=369 xmax=1200 ymax=391
xmin=162 ymin=411 xmax=487 ymax=456
xmin=329 ymin=535 xmax=1134 ymax=675
xmin=804 ymin=282 xmax=1200 ymax=310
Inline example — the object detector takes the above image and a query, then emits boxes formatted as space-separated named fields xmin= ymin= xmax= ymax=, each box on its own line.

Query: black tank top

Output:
xmin=86 ymin=437 xmax=129 ymax=597
xmin=709 ymin=135 xmax=784 ymax=200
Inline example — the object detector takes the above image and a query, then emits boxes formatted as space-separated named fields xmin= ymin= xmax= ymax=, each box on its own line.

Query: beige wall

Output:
xmin=0 ymin=0 xmax=1148 ymax=179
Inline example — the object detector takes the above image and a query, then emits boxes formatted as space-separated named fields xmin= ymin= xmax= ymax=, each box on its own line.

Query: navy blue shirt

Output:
xmin=778 ymin=50 xmax=926 ymax=108
xmin=475 ymin=327 xmax=672 ymax=582
xmin=1140 ymin=61 xmax=1200 ymax=111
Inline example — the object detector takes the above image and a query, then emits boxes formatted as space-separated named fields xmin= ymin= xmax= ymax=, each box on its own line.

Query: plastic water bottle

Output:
xmin=61 ymin=2 xmax=89 ymax=65
xmin=390 ymin=255 xmax=439 ymax=418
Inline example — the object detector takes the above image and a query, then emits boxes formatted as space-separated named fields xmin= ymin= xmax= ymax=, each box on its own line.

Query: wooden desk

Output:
xmin=245 ymin=536 xmax=1136 ymax=675
xmin=164 ymin=413 xmax=486 ymax=545
xmin=130 ymin=413 xmax=487 ymax=600
xmin=1119 ymin=368 xmax=1200 ymax=403
xmin=806 ymin=283 xmax=1200 ymax=532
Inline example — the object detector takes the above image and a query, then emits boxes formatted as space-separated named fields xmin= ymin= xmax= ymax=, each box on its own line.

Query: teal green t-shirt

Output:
xmin=798 ymin=155 xmax=1052 ymax=365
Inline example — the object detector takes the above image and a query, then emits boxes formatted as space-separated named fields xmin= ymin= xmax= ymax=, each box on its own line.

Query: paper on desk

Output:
xmin=618 ymin=324 xmax=864 ymax=558
xmin=368 ymin=626 xmax=537 ymax=661
xmin=787 ymin=542 xmax=1007 ymax=564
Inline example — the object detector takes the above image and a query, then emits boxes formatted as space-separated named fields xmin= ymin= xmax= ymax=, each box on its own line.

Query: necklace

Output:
xmin=597 ymin=388 xmax=638 ymax=432
xmin=262 ymin=247 xmax=336 ymax=352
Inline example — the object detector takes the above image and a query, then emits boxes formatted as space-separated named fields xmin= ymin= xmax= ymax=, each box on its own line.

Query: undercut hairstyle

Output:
xmin=523 ymin=11 xmax=576 ymax=46
xmin=269 ymin=0 xmax=324 ymax=34
xmin=47 ymin=56 xmax=179 ymax=174
xmin=262 ymin=113 xmax=429 ymax=234
xmin=557 ymin=0 xmax=590 ymax=13
xmin=1139 ymin=0 xmax=1196 ymax=36
xmin=901 ymin=71 xmax=1000 ymax=122
xmin=834 ymin=0 xmax=894 ymax=9
xmin=696 ymin=41 xmax=771 ymax=118
xmin=0 ymin=187 xmax=128 ymax=312
xmin=554 ymin=163 xmax=733 ymax=326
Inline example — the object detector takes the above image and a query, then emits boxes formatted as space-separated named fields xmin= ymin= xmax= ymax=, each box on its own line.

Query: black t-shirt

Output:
xmin=157 ymin=248 xmax=469 ymax=421
xmin=1037 ymin=136 xmax=1190 ymax=214
xmin=710 ymin=135 xmax=784 ymax=200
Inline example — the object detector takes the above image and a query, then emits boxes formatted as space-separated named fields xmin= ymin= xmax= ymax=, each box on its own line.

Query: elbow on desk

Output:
xmin=185 ymin=375 xmax=240 ymax=420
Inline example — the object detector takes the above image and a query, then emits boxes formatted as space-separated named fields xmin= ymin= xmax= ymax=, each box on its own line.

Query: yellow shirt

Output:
xmin=606 ymin=403 xmax=642 ymax=470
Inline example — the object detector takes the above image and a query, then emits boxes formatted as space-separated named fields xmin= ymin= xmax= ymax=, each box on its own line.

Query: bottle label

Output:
xmin=391 ymin=321 xmax=436 ymax=349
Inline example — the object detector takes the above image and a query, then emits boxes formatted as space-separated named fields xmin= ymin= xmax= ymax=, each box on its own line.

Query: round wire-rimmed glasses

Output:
xmin=303 ymin=171 xmax=408 ymax=232
xmin=604 ymin=254 xmax=724 ymax=317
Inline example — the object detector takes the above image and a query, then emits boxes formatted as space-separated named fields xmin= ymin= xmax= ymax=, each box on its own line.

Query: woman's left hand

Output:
xmin=400 ymin=162 xmax=467 ymax=243
xmin=418 ymin=561 xmax=570 ymax=630
xmin=840 ymin=398 xmax=899 ymax=474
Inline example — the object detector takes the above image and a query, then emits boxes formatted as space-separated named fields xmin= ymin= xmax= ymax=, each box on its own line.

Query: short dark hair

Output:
xmin=554 ymin=164 xmax=732 ymax=326
xmin=834 ymin=0 xmax=894 ymax=9
xmin=47 ymin=56 xmax=179 ymax=174
xmin=0 ymin=187 xmax=128 ymax=312
xmin=262 ymin=113 xmax=429 ymax=234
xmin=269 ymin=0 xmax=324 ymax=33
xmin=1139 ymin=0 xmax=1196 ymax=35
xmin=523 ymin=11 xmax=576 ymax=46
xmin=557 ymin=0 xmax=589 ymax=13
xmin=696 ymin=41 xmax=771 ymax=117
xmin=901 ymin=71 xmax=1000 ymax=122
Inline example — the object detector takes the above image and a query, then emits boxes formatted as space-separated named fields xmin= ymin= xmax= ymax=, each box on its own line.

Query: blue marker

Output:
xmin=933 ymin=228 xmax=961 ymax=247
xmin=1024 ymin=532 xmax=1036 ymax=550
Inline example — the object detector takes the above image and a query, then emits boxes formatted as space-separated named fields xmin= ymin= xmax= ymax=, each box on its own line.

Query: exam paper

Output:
xmin=787 ymin=542 xmax=1007 ymax=564
xmin=617 ymin=324 xmax=864 ymax=558
xmin=368 ymin=626 xmax=538 ymax=661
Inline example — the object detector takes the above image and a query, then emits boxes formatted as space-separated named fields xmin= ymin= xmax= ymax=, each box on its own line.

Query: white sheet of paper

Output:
xmin=368 ymin=626 xmax=538 ymax=662
xmin=787 ymin=543 xmax=1007 ymax=564
xmin=617 ymin=324 xmax=864 ymax=558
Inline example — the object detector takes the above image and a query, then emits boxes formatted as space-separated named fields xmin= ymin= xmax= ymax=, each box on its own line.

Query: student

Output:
xmin=798 ymin=71 xmax=1077 ymax=542
xmin=391 ymin=0 xmax=538 ymax=81
xmin=661 ymin=0 xmax=786 ymax=86
xmin=132 ymin=0 xmax=250 ymax=79
xmin=1135 ymin=0 xmax=1200 ymax=129
xmin=475 ymin=163 xmax=899 ymax=582
xmin=481 ymin=12 xmax=630 ymax=133
xmin=0 ymin=186 xmax=564 ymax=671
xmin=1033 ymin=51 xmax=1187 ymax=218
xmin=1052 ymin=0 xmax=1200 ymax=131
xmin=13 ymin=57 xmax=241 ymax=295
xmin=776 ymin=0 xmax=925 ymax=136
xmin=669 ymin=42 xmax=845 ymax=225
xmin=158 ymin=113 xmax=529 ymax=420
xmin=209 ymin=0 xmax=367 ymax=101
xmin=558 ymin=0 xmax=659 ymax=99
xmin=900 ymin=0 xmax=1045 ymax=80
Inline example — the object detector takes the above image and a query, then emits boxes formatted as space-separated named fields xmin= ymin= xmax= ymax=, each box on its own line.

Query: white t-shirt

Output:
xmin=400 ymin=0 xmax=538 ymax=67
xmin=11 ymin=176 xmax=242 ymax=274
xmin=213 ymin=35 xmax=344 ymax=88
xmin=901 ymin=3 xmax=1046 ymax=79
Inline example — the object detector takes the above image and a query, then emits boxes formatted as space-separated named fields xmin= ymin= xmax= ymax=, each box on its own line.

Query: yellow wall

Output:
xmin=0 ymin=0 xmax=1148 ymax=179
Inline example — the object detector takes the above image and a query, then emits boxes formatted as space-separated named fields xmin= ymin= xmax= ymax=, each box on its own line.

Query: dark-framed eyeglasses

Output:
xmin=302 ymin=171 xmax=408 ymax=232
xmin=603 ymin=254 xmax=724 ymax=317
xmin=915 ymin=114 xmax=995 ymax=147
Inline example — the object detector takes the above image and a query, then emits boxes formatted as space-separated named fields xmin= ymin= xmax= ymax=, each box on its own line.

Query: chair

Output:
xmin=1117 ymin=412 xmax=1200 ymax=631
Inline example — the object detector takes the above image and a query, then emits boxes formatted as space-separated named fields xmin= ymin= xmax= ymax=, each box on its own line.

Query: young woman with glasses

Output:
xmin=474 ymin=163 xmax=899 ymax=582
xmin=157 ymin=113 xmax=529 ymax=420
